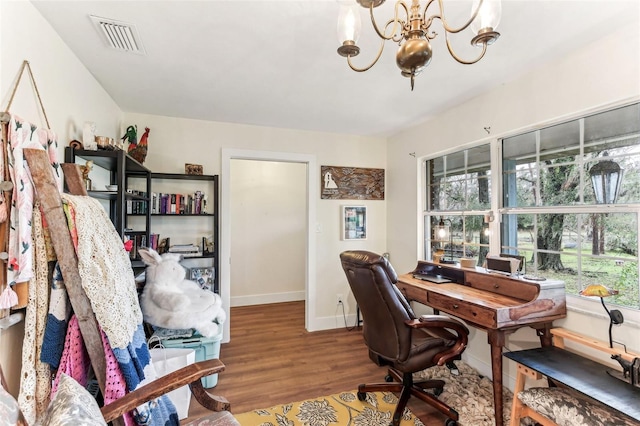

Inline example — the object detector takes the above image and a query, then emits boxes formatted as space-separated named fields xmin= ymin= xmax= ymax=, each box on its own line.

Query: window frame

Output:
xmin=421 ymin=141 xmax=498 ymax=264
xmin=420 ymin=98 xmax=640 ymax=324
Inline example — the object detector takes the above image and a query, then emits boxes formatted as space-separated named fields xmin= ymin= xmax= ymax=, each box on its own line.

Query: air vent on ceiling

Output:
xmin=90 ymin=15 xmax=146 ymax=55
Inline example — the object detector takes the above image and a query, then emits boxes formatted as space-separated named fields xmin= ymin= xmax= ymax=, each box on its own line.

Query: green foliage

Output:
xmin=614 ymin=261 xmax=640 ymax=308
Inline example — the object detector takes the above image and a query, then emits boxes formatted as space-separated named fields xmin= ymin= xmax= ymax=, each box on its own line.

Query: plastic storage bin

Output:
xmin=160 ymin=330 xmax=223 ymax=388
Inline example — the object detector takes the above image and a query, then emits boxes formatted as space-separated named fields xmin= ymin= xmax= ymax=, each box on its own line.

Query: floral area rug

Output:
xmin=235 ymin=361 xmax=528 ymax=426
xmin=234 ymin=391 xmax=424 ymax=426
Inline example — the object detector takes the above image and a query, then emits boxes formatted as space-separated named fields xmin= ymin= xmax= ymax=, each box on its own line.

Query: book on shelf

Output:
xmin=149 ymin=233 xmax=160 ymax=251
xmin=154 ymin=191 xmax=207 ymax=214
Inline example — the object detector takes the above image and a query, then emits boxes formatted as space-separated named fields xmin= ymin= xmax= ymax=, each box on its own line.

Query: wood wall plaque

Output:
xmin=321 ymin=165 xmax=385 ymax=200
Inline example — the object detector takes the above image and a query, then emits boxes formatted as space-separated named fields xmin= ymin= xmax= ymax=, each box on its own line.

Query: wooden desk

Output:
xmin=505 ymin=347 xmax=640 ymax=423
xmin=397 ymin=262 xmax=567 ymax=426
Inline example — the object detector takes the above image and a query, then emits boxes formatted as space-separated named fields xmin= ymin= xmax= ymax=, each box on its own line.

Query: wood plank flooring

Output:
xmin=184 ymin=301 xmax=447 ymax=424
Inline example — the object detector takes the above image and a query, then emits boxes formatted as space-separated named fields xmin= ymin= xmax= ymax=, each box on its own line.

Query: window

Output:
xmin=501 ymin=102 xmax=640 ymax=309
xmin=424 ymin=144 xmax=492 ymax=265
xmin=423 ymin=102 xmax=640 ymax=310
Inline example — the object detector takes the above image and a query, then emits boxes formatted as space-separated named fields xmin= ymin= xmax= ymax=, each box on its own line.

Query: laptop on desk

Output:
xmin=412 ymin=273 xmax=452 ymax=284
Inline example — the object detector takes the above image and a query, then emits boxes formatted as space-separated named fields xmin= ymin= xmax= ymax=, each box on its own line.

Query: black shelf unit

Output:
xmin=150 ymin=172 xmax=219 ymax=294
xmin=64 ymin=147 xmax=151 ymax=269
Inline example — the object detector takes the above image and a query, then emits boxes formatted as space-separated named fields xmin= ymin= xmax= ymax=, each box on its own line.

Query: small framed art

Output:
xmin=342 ymin=205 xmax=367 ymax=240
xmin=190 ymin=267 xmax=215 ymax=291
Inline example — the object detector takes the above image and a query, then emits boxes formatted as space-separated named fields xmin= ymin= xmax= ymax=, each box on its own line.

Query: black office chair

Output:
xmin=340 ymin=250 xmax=469 ymax=426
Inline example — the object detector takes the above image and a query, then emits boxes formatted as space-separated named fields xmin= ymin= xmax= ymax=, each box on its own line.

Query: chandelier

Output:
xmin=337 ymin=0 xmax=502 ymax=90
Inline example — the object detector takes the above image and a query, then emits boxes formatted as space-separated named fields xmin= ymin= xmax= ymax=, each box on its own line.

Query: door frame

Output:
xmin=220 ymin=149 xmax=317 ymax=342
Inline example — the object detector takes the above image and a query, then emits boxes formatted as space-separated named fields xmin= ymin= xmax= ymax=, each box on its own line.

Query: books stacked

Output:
xmin=126 ymin=190 xmax=148 ymax=214
xmin=152 ymin=191 xmax=207 ymax=215
xmin=168 ymin=244 xmax=201 ymax=256
xmin=125 ymin=232 xmax=159 ymax=260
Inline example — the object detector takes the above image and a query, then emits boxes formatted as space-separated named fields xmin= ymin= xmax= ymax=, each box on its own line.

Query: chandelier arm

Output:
xmin=444 ymin=32 xmax=488 ymax=64
xmin=435 ymin=0 xmax=484 ymax=34
xmin=346 ymin=37 xmax=387 ymax=72
xmin=422 ymin=0 xmax=438 ymax=15
xmin=369 ymin=0 xmax=408 ymax=41
xmin=421 ymin=0 xmax=438 ymax=28
xmin=386 ymin=19 xmax=405 ymax=43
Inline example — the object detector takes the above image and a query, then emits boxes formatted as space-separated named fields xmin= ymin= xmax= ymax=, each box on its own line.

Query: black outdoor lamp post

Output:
xmin=586 ymin=159 xmax=624 ymax=348
xmin=435 ymin=217 xmax=455 ymax=264
xmin=589 ymin=159 xmax=623 ymax=204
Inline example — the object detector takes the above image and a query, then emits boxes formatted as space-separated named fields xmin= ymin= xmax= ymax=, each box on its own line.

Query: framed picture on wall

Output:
xmin=190 ymin=267 xmax=215 ymax=291
xmin=342 ymin=205 xmax=367 ymax=240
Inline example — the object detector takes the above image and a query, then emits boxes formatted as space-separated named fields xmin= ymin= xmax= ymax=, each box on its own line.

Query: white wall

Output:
xmin=230 ymin=159 xmax=306 ymax=306
xmin=387 ymin=22 xmax=640 ymax=382
xmin=0 ymin=0 xmax=123 ymax=394
xmin=123 ymin=111 xmax=387 ymax=334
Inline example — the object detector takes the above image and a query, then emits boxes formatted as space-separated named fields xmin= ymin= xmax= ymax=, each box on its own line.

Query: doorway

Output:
xmin=220 ymin=149 xmax=318 ymax=343
xmin=229 ymin=159 xmax=306 ymax=305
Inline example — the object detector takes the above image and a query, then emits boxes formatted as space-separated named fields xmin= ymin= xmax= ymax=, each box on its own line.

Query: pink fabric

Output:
xmin=99 ymin=326 xmax=136 ymax=426
xmin=51 ymin=316 xmax=89 ymax=395
xmin=52 ymin=315 xmax=135 ymax=426
xmin=6 ymin=114 xmax=62 ymax=288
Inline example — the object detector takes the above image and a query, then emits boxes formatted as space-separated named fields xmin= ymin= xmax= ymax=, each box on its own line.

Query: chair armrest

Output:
xmin=406 ymin=315 xmax=469 ymax=366
xmin=101 ymin=359 xmax=229 ymax=422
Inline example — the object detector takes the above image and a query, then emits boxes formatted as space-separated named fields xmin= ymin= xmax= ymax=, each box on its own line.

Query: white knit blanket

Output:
xmin=61 ymin=193 xmax=142 ymax=349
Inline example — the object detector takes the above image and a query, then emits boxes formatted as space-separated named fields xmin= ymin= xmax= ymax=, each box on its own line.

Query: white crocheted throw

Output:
xmin=62 ymin=193 xmax=142 ymax=349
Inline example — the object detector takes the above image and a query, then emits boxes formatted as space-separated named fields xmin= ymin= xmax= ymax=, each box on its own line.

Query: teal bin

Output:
xmin=160 ymin=330 xmax=223 ymax=388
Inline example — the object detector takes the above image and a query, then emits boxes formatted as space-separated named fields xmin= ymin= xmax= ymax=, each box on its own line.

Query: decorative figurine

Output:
xmin=79 ymin=160 xmax=93 ymax=191
xmin=128 ymin=127 xmax=149 ymax=164
xmin=121 ymin=125 xmax=137 ymax=149
xmin=82 ymin=122 xmax=97 ymax=150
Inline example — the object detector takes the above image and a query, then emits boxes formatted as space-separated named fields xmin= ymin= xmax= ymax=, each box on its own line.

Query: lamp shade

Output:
xmin=337 ymin=3 xmax=361 ymax=44
xmin=470 ymin=0 xmax=502 ymax=34
xmin=589 ymin=160 xmax=623 ymax=204
xmin=434 ymin=219 xmax=450 ymax=242
xmin=579 ymin=284 xmax=619 ymax=298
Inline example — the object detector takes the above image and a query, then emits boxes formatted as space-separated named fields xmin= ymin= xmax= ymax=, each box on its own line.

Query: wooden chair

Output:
xmin=0 ymin=359 xmax=231 ymax=424
xmin=19 ymin=148 xmax=233 ymax=424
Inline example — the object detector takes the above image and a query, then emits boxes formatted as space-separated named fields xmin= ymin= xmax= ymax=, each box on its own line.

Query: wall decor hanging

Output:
xmin=320 ymin=165 xmax=384 ymax=200
xmin=342 ymin=205 xmax=367 ymax=240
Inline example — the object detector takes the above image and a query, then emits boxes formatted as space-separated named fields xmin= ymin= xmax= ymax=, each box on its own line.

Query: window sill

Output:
xmin=566 ymin=294 xmax=640 ymax=329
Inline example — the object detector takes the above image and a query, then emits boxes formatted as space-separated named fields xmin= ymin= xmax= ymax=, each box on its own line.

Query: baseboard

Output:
xmin=230 ymin=290 xmax=305 ymax=307
xmin=312 ymin=313 xmax=358 ymax=331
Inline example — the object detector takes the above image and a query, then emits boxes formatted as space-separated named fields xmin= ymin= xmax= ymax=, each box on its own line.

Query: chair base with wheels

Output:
xmin=357 ymin=367 xmax=459 ymax=426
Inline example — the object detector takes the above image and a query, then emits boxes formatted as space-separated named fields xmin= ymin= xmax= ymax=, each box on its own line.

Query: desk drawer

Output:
xmin=428 ymin=292 xmax=496 ymax=327
xmin=466 ymin=271 xmax=537 ymax=301
xmin=399 ymin=283 xmax=427 ymax=302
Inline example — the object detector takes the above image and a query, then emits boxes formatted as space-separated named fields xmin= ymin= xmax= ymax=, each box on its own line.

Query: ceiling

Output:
xmin=32 ymin=0 xmax=639 ymax=138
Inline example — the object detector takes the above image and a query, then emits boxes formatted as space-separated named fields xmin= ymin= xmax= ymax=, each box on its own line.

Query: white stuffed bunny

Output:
xmin=139 ymin=247 xmax=226 ymax=337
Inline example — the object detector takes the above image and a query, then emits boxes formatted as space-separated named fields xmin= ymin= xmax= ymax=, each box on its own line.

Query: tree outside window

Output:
xmin=501 ymin=102 xmax=640 ymax=309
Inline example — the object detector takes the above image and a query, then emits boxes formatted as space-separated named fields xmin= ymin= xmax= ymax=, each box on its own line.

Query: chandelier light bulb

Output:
xmin=471 ymin=0 xmax=502 ymax=36
xmin=337 ymin=3 xmax=361 ymax=45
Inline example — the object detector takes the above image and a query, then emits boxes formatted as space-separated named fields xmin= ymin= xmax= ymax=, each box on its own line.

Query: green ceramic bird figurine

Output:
xmin=122 ymin=125 xmax=138 ymax=150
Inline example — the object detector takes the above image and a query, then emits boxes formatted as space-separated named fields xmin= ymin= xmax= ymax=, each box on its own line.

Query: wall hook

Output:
xmin=484 ymin=126 xmax=491 ymax=134
xmin=409 ymin=152 xmax=416 ymax=157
